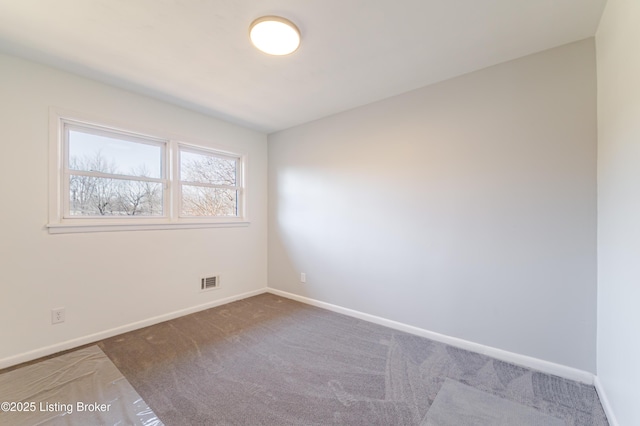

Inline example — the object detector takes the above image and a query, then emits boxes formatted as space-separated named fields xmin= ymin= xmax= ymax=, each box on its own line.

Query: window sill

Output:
xmin=47 ymin=220 xmax=250 ymax=234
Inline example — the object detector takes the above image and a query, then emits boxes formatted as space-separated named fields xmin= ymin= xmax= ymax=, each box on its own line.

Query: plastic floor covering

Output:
xmin=0 ymin=345 xmax=161 ymax=426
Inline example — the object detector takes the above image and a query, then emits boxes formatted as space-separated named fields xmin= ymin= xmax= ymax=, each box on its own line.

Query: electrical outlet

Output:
xmin=300 ymin=273 xmax=306 ymax=283
xmin=51 ymin=308 xmax=65 ymax=324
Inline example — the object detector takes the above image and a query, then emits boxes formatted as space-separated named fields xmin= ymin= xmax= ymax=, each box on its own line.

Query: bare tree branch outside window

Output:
xmin=180 ymin=152 xmax=238 ymax=217
xmin=60 ymin=122 xmax=244 ymax=225
xmin=69 ymin=152 xmax=163 ymax=216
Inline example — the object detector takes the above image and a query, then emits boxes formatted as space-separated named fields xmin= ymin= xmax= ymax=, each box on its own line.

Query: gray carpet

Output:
xmin=96 ymin=293 xmax=608 ymax=425
xmin=423 ymin=378 xmax=565 ymax=426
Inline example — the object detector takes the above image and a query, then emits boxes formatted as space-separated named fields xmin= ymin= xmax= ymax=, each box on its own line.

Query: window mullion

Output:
xmin=68 ymin=170 xmax=164 ymax=184
xmin=180 ymin=181 xmax=240 ymax=191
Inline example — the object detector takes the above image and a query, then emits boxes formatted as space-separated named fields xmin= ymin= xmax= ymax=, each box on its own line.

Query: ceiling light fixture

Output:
xmin=249 ymin=16 xmax=301 ymax=56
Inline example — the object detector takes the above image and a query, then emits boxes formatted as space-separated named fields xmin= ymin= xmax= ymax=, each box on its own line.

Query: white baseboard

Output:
xmin=2 ymin=286 xmax=599 ymax=390
xmin=266 ymin=288 xmax=595 ymax=385
xmin=4 ymin=286 xmax=616 ymax=422
xmin=593 ymin=376 xmax=619 ymax=426
xmin=0 ymin=288 xmax=268 ymax=370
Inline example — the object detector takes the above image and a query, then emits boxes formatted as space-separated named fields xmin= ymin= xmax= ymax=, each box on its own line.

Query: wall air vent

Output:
xmin=201 ymin=276 xmax=220 ymax=291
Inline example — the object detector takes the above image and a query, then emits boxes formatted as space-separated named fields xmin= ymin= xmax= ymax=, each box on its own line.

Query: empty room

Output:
xmin=0 ymin=0 xmax=637 ymax=425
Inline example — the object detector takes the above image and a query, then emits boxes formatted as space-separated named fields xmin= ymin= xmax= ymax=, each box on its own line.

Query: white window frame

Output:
xmin=176 ymin=143 xmax=245 ymax=221
xmin=62 ymin=120 xmax=170 ymax=221
xmin=48 ymin=109 xmax=249 ymax=234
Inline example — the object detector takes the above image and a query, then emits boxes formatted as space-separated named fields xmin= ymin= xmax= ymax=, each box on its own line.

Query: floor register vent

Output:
xmin=201 ymin=276 xmax=220 ymax=291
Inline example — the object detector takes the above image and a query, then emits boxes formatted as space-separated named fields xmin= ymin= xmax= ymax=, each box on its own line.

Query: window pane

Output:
xmin=68 ymin=129 xmax=162 ymax=178
xmin=69 ymin=175 xmax=163 ymax=216
xmin=181 ymin=185 xmax=237 ymax=217
xmin=180 ymin=150 xmax=237 ymax=186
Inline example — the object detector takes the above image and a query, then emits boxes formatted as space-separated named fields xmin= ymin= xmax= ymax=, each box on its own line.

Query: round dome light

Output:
xmin=249 ymin=16 xmax=301 ymax=56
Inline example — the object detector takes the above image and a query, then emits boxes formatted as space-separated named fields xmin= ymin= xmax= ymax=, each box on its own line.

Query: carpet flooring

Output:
xmin=423 ymin=378 xmax=565 ymax=425
xmin=95 ymin=293 xmax=608 ymax=425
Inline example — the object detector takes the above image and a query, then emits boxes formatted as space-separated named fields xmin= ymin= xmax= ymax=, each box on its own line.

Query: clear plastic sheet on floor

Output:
xmin=0 ymin=345 xmax=162 ymax=425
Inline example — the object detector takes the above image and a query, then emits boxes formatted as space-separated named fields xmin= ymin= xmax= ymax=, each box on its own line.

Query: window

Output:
xmin=49 ymin=110 xmax=247 ymax=233
xmin=65 ymin=123 xmax=167 ymax=218
xmin=179 ymin=146 xmax=242 ymax=218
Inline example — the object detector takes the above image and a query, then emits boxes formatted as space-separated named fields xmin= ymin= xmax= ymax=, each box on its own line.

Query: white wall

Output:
xmin=596 ymin=0 xmax=640 ymax=423
xmin=0 ymin=53 xmax=268 ymax=366
xmin=268 ymin=40 xmax=597 ymax=372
